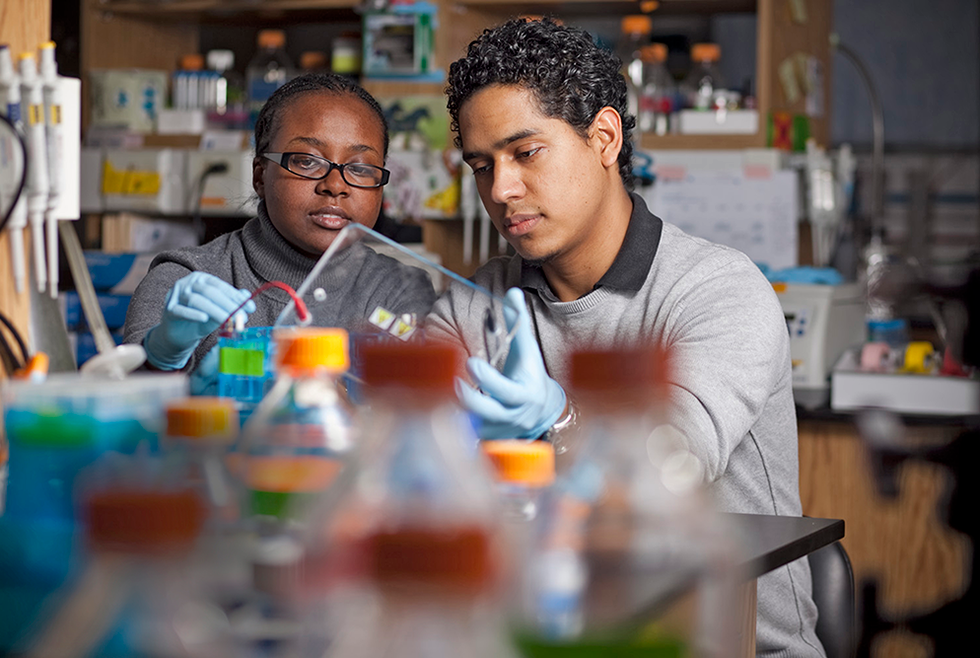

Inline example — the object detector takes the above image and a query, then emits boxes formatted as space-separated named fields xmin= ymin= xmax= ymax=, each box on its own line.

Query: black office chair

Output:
xmin=808 ymin=540 xmax=857 ymax=658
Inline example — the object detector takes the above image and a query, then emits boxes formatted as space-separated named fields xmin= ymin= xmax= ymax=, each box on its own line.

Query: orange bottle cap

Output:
xmin=300 ymin=50 xmax=329 ymax=70
xmin=179 ymin=53 xmax=204 ymax=71
xmin=481 ymin=439 xmax=555 ymax=487
xmin=258 ymin=29 xmax=286 ymax=49
xmin=84 ymin=488 xmax=205 ymax=553
xmin=275 ymin=327 xmax=350 ymax=374
xmin=360 ymin=341 xmax=460 ymax=396
xmin=570 ymin=345 xmax=672 ymax=403
xmin=166 ymin=397 xmax=238 ymax=443
xmin=640 ymin=43 xmax=668 ymax=63
xmin=621 ymin=15 xmax=653 ymax=36
xmin=367 ymin=524 xmax=495 ymax=592
xmin=691 ymin=43 xmax=721 ymax=63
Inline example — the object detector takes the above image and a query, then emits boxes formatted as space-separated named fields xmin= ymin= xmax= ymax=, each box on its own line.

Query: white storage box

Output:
xmin=677 ymin=109 xmax=758 ymax=135
xmin=831 ymin=348 xmax=980 ymax=416
xmin=186 ymin=150 xmax=257 ymax=217
xmin=100 ymin=148 xmax=188 ymax=215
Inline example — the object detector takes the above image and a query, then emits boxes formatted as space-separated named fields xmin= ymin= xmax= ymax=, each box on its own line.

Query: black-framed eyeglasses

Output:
xmin=262 ymin=152 xmax=390 ymax=188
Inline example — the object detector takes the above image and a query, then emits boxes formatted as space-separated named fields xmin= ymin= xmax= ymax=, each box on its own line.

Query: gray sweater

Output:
xmin=425 ymin=195 xmax=825 ymax=657
xmin=123 ymin=207 xmax=438 ymax=370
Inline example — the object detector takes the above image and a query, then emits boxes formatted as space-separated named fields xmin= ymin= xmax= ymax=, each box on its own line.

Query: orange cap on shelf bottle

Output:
xmin=257 ymin=29 xmax=286 ymax=50
xmin=691 ymin=43 xmax=721 ymax=63
xmin=621 ymin=14 xmax=653 ymax=36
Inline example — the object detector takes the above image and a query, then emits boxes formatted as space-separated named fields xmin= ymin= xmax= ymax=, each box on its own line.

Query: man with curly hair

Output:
xmin=425 ymin=17 xmax=825 ymax=658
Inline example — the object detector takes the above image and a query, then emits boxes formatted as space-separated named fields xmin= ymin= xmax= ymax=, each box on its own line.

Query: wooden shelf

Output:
xmin=640 ymin=131 xmax=766 ymax=150
xmin=455 ymin=0 xmax=756 ymax=14
xmin=99 ymin=0 xmax=359 ymax=23
xmin=103 ymin=0 xmax=356 ymax=13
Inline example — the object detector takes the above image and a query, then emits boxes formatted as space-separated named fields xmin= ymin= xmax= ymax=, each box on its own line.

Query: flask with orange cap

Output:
xmin=239 ymin=327 xmax=354 ymax=526
xmin=309 ymin=340 xmax=520 ymax=658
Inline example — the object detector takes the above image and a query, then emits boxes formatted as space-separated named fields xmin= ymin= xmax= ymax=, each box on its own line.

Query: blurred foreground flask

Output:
xmin=162 ymin=397 xmax=240 ymax=528
xmin=522 ymin=345 xmax=743 ymax=657
xmin=18 ymin=453 xmax=238 ymax=658
xmin=313 ymin=341 xmax=520 ymax=658
xmin=240 ymin=327 xmax=353 ymax=526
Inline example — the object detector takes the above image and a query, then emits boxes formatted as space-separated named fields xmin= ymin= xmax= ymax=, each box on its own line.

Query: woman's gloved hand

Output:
xmin=144 ymin=272 xmax=255 ymax=370
xmin=190 ymin=347 xmax=219 ymax=396
xmin=456 ymin=287 xmax=566 ymax=439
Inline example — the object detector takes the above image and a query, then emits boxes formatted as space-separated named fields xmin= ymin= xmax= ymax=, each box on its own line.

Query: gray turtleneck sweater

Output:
xmin=123 ymin=209 xmax=438 ymax=371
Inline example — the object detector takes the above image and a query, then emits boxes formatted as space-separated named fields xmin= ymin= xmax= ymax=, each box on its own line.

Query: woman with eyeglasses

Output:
xmin=123 ymin=73 xmax=438 ymax=392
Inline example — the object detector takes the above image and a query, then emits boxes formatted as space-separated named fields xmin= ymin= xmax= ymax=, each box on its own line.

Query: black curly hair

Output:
xmin=254 ymin=72 xmax=389 ymax=160
xmin=446 ymin=17 xmax=635 ymax=190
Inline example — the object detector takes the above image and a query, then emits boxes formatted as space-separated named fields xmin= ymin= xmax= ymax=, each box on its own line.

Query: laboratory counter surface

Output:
xmin=584 ymin=513 xmax=844 ymax=636
xmin=795 ymin=403 xmax=980 ymax=427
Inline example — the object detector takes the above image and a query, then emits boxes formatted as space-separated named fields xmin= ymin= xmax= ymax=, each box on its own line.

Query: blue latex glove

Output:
xmin=456 ymin=288 xmax=566 ymax=439
xmin=144 ymin=272 xmax=255 ymax=370
xmin=190 ymin=346 xmax=219 ymax=396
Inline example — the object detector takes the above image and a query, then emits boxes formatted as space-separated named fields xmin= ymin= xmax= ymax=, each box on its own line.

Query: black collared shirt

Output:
xmin=520 ymin=192 xmax=663 ymax=299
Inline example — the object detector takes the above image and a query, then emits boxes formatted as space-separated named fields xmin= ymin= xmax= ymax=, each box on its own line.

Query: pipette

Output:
xmin=0 ymin=45 xmax=28 ymax=294
xmin=40 ymin=42 xmax=62 ymax=298
xmin=18 ymin=52 xmax=49 ymax=293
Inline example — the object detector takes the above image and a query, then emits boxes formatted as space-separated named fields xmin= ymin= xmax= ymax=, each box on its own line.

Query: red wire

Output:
xmin=219 ymin=281 xmax=310 ymax=335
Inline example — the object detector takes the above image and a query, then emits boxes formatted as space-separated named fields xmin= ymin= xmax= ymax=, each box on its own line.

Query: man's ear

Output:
xmin=253 ymin=156 xmax=266 ymax=199
xmin=589 ymin=106 xmax=624 ymax=170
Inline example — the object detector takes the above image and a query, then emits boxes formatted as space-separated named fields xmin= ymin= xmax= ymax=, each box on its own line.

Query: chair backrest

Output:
xmin=807 ymin=540 xmax=856 ymax=658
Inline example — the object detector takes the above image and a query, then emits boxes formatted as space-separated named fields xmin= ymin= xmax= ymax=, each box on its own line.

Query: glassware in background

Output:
xmin=331 ymin=33 xmax=362 ymax=78
xmin=637 ymin=42 xmax=675 ymax=135
xmin=682 ymin=42 xmax=726 ymax=110
xmin=310 ymin=341 xmax=519 ymax=658
xmin=246 ymin=29 xmax=294 ymax=124
xmin=617 ymin=14 xmax=653 ymax=120
xmin=173 ymin=53 xmax=205 ymax=110
xmin=860 ymin=229 xmax=898 ymax=325
xmin=205 ymin=49 xmax=248 ymax=130
xmin=206 ymin=49 xmax=244 ymax=114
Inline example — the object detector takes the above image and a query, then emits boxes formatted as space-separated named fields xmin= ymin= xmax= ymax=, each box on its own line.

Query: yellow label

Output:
xmin=27 ymin=104 xmax=43 ymax=126
xmin=101 ymin=159 xmax=161 ymax=195
xmin=48 ymin=104 xmax=61 ymax=125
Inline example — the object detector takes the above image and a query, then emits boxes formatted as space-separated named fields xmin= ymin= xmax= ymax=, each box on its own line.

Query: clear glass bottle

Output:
xmin=682 ymin=42 xmax=726 ymax=110
xmin=638 ymin=42 xmax=675 ymax=135
xmin=19 ymin=454 xmax=239 ymax=658
xmin=174 ymin=53 xmax=204 ymax=110
xmin=523 ymin=346 xmax=742 ymax=657
xmin=162 ymin=397 xmax=240 ymax=528
xmin=480 ymin=439 xmax=555 ymax=523
xmin=246 ymin=29 xmax=294 ymax=118
xmin=239 ymin=327 xmax=353 ymax=527
xmin=617 ymin=15 xmax=653 ymax=120
xmin=312 ymin=341 xmax=519 ymax=658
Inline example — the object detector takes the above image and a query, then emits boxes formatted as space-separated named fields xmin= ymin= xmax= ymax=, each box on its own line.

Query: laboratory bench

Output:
xmin=796 ymin=408 xmax=974 ymax=658
xmin=585 ymin=513 xmax=843 ymax=658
